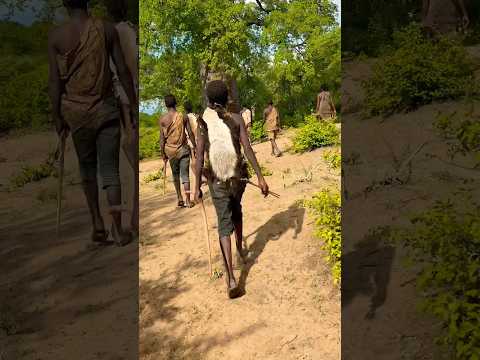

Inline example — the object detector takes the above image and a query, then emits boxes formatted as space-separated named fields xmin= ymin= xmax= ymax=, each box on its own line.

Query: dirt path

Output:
xmin=139 ymin=130 xmax=340 ymax=360
xmin=0 ymin=131 xmax=138 ymax=360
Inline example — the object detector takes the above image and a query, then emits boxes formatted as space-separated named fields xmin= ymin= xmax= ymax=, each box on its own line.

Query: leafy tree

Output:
xmin=140 ymin=0 xmax=340 ymax=123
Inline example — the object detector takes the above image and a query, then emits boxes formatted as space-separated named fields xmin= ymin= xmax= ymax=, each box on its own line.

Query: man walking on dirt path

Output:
xmin=48 ymin=0 xmax=137 ymax=246
xmin=159 ymin=95 xmax=196 ymax=208
xmin=316 ymin=86 xmax=336 ymax=120
xmin=422 ymin=0 xmax=470 ymax=35
xmin=241 ymin=106 xmax=252 ymax=139
xmin=194 ymin=80 xmax=270 ymax=299
xmin=263 ymin=101 xmax=282 ymax=157
xmin=184 ymin=101 xmax=198 ymax=173
xmin=107 ymin=0 xmax=139 ymax=236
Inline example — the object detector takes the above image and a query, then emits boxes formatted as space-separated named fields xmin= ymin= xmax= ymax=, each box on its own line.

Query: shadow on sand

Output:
xmin=238 ymin=202 xmax=306 ymax=296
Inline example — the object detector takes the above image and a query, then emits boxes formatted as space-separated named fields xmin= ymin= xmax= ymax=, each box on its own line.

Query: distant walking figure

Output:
xmin=316 ymin=87 xmax=336 ymax=120
xmin=263 ymin=101 xmax=282 ymax=157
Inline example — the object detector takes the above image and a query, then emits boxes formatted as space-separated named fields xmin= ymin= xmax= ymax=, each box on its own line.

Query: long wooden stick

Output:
xmin=199 ymin=199 xmax=213 ymax=277
xmin=240 ymin=178 xmax=280 ymax=198
xmin=56 ymin=132 xmax=67 ymax=239
xmin=163 ymin=159 xmax=167 ymax=195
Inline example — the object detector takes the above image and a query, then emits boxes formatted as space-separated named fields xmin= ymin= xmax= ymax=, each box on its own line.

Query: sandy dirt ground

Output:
xmin=139 ymin=130 xmax=341 ymax=360
xmin=0 ymin=130 xmax=138 ymax=360
xmin=341 ymin=55 xmax=480 ymax=359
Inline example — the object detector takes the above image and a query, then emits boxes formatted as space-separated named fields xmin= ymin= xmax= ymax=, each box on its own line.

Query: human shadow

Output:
xmin=238 ymin=202 xmax=306 ymax=295
xmin=341 ymin=228 xmax=395 ymax=319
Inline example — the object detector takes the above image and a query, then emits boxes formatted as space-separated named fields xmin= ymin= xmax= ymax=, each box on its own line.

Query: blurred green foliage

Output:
xmin=363 ymin=25 xmax=475 ymax=117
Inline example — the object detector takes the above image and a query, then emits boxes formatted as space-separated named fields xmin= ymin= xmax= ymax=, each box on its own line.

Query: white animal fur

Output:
xmin=203 ymin=107 xmax=238 ymax=181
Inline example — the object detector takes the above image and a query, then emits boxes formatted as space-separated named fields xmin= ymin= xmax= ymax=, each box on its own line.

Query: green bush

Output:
xmin=323 ymin=149 xmax=341 ymax=170
xmin=391 ymin=200 xmax=480 ymax=359
xmin=10 ymin=162 xmax=55 ymax=189
xmin=143 ymin=169 xmax=164 ymax=183
xmin=304 ymin=189 xmax=341 ymax=284
xmin=292 ymin=115 xmax=339 ymax=153
xmin=250 ymin=120 xmax=267 ymax=143
xmin=363 ymin=24 xmax=475 ymax=117
xmin=435 ymin=112 xmax=480 ymax=165
xmin=139 ymin=126 xmax=159 ymax=160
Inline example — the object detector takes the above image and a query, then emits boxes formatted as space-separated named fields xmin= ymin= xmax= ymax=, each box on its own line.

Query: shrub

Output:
xmin=10 ymin=162 xmax=55 ymax=189
xmin=250 ymin=120 xmax=267 ymax=143
xmin=363 ymin=24 xmax=475 ymax=117
xmin=323 ymin=149 xmax=341 ymax=170
xmin=391 ymin=200 xmax=480 ymax=358
xmin=304 ymin=189 xmax=341 ymax=284
xmin=143 ymin=169 xmax=164 ymax=183
xmin=435 ymin=112 xmax=480 ymax=165
xmin=139 ymin=126 xmax=159 ymax=160
xmin=292 ymin=115 xmax=339 ymax=153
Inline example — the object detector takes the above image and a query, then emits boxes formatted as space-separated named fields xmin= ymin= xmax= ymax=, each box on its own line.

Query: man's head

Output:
xmin=106 ymin=0 xmax=128 ymax=22
xmin=206 ymin=80 xmax=229 ymax=107
xmin=63 ymin=0 xmax=89 ymax=11
xmin=184 ymin=101 xmax=193 ymax=113
xmin=268 ymin=100 xmax=273 ymax=106
xmin=164 ymin=94 xmax=177 ymax=109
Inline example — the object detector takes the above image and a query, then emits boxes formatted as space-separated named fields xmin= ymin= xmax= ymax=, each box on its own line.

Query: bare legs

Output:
xmin=82 ymin=179 xmax=105 ymax=236
xmin=270 ymin=139 xmax=282 ymax=157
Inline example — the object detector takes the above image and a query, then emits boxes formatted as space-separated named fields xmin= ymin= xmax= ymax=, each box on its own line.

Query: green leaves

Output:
xmin=140 ymin=0 xmax=340 ymax=124
xmin=304 ymin=189 xmax=341 ymax=284
xmin=292 ymin=115 xmax=339 ymax=153
xmin=363 ymin=25 xmax=475 ymax=117
xmin=392 ymin=200 xmax=480 ymax=358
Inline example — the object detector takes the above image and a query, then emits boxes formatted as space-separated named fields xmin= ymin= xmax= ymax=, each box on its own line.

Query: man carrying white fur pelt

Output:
xmin=194 ymin=80 xmax=269 ymax=299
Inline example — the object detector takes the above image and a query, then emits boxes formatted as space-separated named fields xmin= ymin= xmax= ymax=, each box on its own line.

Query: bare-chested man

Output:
xmin=422 ymin=0 xmax=469 ymax=34
xmin=316 ymin=86 xmax=336 ymax=120
xmin=195 ymin=80 xmax=269 ymax=299
xmin=159 ymin=95 xmax=196 ymax=208
xmin=263 ymin=101 xmax=282 ymax=157
xmin=48 ymin=0 xmax=137 ymax=246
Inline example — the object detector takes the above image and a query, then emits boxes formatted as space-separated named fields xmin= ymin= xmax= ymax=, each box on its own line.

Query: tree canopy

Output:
xmin=140 ymin=0 xmax=340 ymax=123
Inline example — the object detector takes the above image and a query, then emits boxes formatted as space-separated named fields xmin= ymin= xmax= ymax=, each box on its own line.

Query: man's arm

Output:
xmin=194 ymin=119 xmax=206 ymax=201
xmin=159 ymin=118 xmax=166 ymax=160
xmin=329 ymin=94 xmax=336 ymax=114
xmin=106 ymin=22 xmax=138 ymax=124
xmin=47 ymin=29 xmax=66 ymax=135
xmin=238 ymin=116 xmax=269 ymax=196
xmin=184 ymin=114 xmax=196 ymax=154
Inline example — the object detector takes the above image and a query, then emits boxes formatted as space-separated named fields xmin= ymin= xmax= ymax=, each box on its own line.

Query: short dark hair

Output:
xmin=106 ymin=0 xmax=128 ymax=22
xmin=268 ymin=100 xmax=273 ymax=105
xmin=164 ymin=94 xmax=177 ymax=108
xmin=206 ymin=80 xmax=229 ymax=106
xmin=184 ymin=101 xmax=193 ymax=113
xmin=63 ymin=0 xmax=89 ymax=9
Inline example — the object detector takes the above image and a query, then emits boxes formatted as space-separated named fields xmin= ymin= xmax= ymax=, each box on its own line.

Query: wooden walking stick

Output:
xmin=162 ymin=159 xmax=167 ymax=195
xmin=56 ymin=131 xmax=67 ymax=238
xmin=199 ymin=197 xmax=213 ymax=277
xmin=240 ymin=178 xmax=281 ymax=198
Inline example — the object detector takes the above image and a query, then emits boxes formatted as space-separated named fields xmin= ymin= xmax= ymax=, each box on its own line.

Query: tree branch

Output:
xmin=255 ymin=0 xmax=271 ymax=13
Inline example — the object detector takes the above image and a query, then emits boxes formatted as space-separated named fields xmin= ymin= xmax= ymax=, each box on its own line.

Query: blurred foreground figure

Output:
xmin=48 ymin=0 xmax=137 ymax=246
xmin=107 ymin=0 xmax=139 ymax=235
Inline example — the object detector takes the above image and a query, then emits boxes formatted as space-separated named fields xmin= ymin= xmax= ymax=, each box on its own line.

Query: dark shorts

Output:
xmin=72 ymin=119 xmax=121 ymax=189
xmin=208 ymin=178 xmax=246 ymax=238
xmin=169 ymin=153 xmax=190 ymax=184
